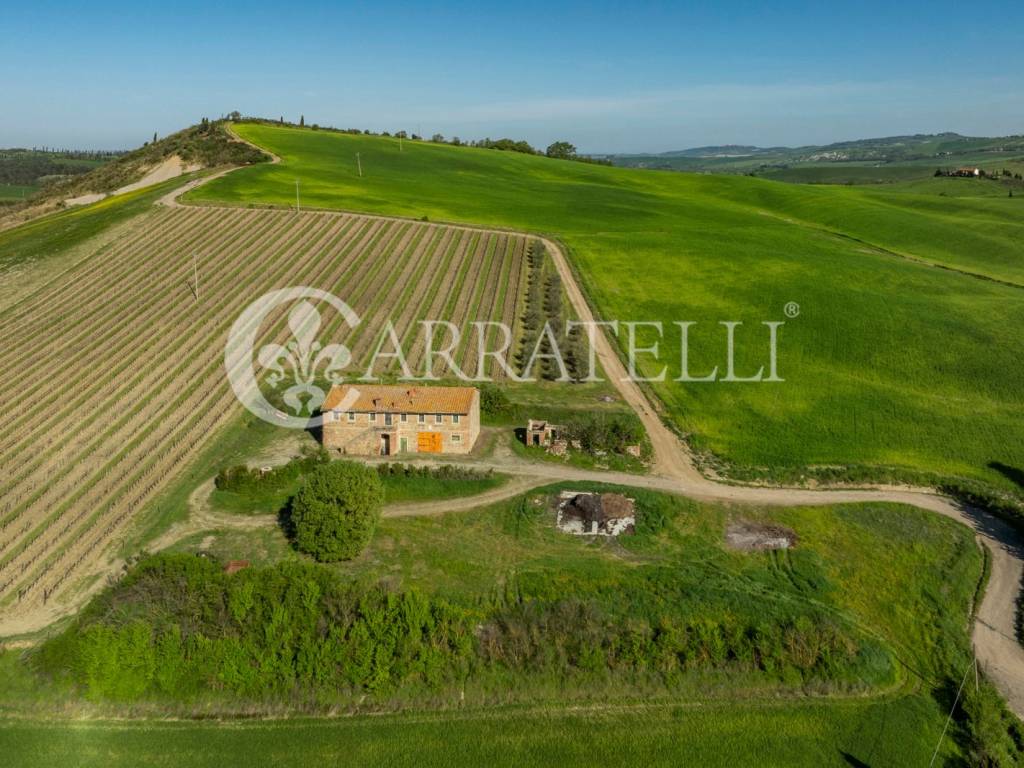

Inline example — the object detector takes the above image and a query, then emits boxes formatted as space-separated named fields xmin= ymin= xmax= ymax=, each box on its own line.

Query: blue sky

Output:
xmin=2 ymin=1 xmax=1022 ymax=152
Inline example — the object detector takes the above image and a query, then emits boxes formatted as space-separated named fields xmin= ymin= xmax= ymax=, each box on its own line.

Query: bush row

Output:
xmin=375 ymin=463 xmax=494 ymax=482
xmin=36 ymin=553 xmax=874 ymax=703
xmin=214 ymin=448 xmax=329 ymax=494
xmin=480 ymin=599 xmax=863 ymax=680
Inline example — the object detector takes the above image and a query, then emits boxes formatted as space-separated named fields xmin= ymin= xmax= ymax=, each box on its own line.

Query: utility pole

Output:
xmin=295 ymin=179 xmax=300 ymax=212
xmin=399 ymin=136 xmax=402 ymax=152
xmin=356 ymin=152 xmax=363 ymax=178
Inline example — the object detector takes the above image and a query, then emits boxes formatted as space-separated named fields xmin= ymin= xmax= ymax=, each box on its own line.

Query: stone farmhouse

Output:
xmin=321 ymin=384 xmax=480 ymax=456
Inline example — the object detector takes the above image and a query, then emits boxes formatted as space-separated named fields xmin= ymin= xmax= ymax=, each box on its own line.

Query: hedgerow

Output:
xmin=215 ymin=447 xmax=329 ymax=495
xmin=34 ymin=552 xmax=884 ymax=704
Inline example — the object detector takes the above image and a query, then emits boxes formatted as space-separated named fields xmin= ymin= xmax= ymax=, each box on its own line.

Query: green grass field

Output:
xmin=0 ymin=183 xmax=35 ymax=202
xmin=188 ymin=124 xmax=1024 ymax=491
xmin=0 ymin=696 xmax=960 ymax=767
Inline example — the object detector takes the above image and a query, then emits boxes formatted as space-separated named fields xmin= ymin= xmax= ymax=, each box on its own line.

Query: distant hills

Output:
xmin=606 ymin=133 xmax=1024 ymax=174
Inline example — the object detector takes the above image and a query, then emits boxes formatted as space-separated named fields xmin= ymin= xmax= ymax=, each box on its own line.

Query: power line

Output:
xmin=929 ymin=654 xmax=975 ymax=767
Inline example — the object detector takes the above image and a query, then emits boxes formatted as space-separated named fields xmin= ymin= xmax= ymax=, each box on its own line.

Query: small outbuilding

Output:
xmin=525 ymin=419 xmax=564 ymax=448
xmin=557 ymin=491 xmax=636 ymax=536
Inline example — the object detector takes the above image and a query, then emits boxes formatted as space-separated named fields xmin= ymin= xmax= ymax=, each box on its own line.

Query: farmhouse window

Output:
xmin=400 ymin=414 xmax=408 ymax=423
xmin=384 ymin=413 xmax=393 ymax=426
xmin=418 ymin=414 xmax=425 ymax=424
xmin=452 ymin=434 xmax=462 ymax=442
xmin=369 ymin=413 xmax=377 ymax=423
xmin=331 ymin=411 xmax=340 ymax=422
xmin=453 ymin=414 xmax=460 ymax=424
xmin=347 ymin=412 xmax=355 ymax=423
xmin=435 ymin=414 xmax=443 ymax=424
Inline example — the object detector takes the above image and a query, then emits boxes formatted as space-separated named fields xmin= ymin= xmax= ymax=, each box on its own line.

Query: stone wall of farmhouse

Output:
xmin=322 ymin=394 xmax=480 ymax=456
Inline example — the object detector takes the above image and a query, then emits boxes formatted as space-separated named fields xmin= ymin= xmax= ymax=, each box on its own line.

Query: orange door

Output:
xmin=417 ymin=432 xmax=443 ymax=453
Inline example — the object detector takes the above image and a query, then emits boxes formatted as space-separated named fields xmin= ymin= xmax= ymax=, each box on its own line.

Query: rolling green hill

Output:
xmin=609 ymin=132 xmax=1024 ymax=177
xmin=189 ymin=123 xmax=1024 ymax=492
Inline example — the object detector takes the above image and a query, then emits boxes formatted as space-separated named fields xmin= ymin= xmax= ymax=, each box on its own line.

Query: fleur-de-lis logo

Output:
xmin=225 ymin=287 xmax=361 ymax=430
xmin=257 ymin=300 xmax=352 ymax=415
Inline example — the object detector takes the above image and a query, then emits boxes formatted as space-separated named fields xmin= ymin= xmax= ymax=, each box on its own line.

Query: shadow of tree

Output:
xmin=989 ymin=461 xmax=1024 ymax=492
xmin=839 ymin=753 xmax=871 ymax=768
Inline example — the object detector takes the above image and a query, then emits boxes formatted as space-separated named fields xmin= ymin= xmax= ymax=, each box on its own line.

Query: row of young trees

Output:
xmin=516 ymin=241 xmax=587 ymax=381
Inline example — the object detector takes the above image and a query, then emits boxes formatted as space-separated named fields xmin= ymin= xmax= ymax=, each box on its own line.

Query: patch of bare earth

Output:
xmin=65 ymin=155 xmax=200 ymax=207
xmin=725 ymin=520 xmax=799 ymax=551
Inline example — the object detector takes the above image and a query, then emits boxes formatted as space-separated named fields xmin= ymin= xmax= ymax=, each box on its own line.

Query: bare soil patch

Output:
xmin=725 ymin=520 xmax=798 ymax=551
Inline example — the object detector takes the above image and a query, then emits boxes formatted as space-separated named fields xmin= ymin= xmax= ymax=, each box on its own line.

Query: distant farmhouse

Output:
xmin=936 ymin=166 xmax=983 ymax=178
xmin=321 ymin=385 xmax=480 ymax=456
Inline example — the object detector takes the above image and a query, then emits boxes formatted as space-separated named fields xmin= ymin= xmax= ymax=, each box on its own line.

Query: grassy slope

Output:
xmin=189 ymin=124 xmax=1024 ymax=490
xmin=0 ymin=175 xmax=192 ymax=272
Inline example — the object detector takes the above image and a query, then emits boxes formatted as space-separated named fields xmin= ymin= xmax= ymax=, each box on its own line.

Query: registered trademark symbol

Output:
xmin=784 ymin=301 xmax=800 ymax=319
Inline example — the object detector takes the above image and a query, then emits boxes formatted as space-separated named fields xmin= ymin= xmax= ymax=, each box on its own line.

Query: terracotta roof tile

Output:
xmin=323 ymin=384 xmax=477 ymax=414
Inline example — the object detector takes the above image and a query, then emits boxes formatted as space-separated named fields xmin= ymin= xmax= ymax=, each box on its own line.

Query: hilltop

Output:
xmin=0 ymin=120 xmax=267 ymax=231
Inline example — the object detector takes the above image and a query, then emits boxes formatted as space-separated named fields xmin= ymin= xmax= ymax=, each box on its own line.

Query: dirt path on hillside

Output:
xmin=156 ymin=126 xmax=280 ymax=209
xmin=66 ymin=156 xmax=201 ymax=208
xmin=7 ymin=140 xmax=1023 ymax=717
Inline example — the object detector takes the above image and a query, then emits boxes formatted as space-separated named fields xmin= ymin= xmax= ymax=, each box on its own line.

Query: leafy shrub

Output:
xmin=479 ymin=383 xmax=513 ymax=419
xmin=290 ymin=461 xmax=383 ymax=561
xmin=215 ymin=447 xmax=328 ymax=494
xmin=375 ymin=462 xmax=491 ymax=482
xmin=564 ymin=412 xmax=646 ymax=456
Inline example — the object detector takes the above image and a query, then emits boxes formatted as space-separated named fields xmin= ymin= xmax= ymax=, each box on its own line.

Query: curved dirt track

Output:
xmin=6 ymin=138 xmax=1022 ymax=716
